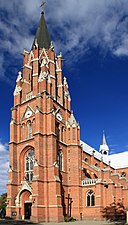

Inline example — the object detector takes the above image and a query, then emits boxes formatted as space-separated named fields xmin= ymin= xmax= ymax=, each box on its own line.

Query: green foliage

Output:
xmin=64 ymin=216 xmax=76 ymax=222
xmin=0 ymin=193 xmax=7 ymax=210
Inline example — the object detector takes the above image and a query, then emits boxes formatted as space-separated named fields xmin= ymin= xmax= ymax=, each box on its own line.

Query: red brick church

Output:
xmin=6 ymin=7 xmax=128 ymax=223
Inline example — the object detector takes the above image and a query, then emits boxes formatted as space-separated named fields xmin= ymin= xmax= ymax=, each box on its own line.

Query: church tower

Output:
xmin=6 ymin=7 xmax=82 ymax=223
xmin=99 ymin=131 xmax=109 ymax=156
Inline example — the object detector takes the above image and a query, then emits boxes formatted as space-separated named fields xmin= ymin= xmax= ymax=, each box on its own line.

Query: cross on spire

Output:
xmin=40 ymin=0 xmax=46 ymax=14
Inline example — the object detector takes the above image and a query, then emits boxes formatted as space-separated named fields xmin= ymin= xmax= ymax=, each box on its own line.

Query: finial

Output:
xmin=40 ymin=0 xmax=46 ymax=14
xmin=34 ymin=39 xmax=38 ymax=47
xmin=50 ymin=41 xmax=54 ymax=50
xmin=58 ymin=52 xmax=62 ymax=58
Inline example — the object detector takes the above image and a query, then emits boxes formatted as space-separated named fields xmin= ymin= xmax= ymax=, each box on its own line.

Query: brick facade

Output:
xmin=6 ymin=11 xmax=128 ymax=223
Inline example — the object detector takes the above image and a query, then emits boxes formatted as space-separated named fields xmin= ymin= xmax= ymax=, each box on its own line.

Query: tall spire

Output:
xmin=32 ymin=4 xmax=51 ymax=50
xmin=99 ymin=131 xmax=109 ymax=156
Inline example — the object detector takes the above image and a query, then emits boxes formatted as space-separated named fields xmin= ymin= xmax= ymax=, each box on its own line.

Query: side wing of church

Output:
xmin=6 ymin=9 xmax=128 ymax=223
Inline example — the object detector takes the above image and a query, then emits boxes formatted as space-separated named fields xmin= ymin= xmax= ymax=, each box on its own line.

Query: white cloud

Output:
xmin=0 ymin=142 xmax=9 ymax=194
xmin=47 ymin=0 xmax=128 ymax=58
xmin=0 ymin=0 xmax=128 ymax=84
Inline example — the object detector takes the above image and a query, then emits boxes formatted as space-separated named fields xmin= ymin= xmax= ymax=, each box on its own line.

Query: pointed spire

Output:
xmin=32 ymin=9 xmax=51 ymax=50
xmin=102 ymin=130 xmax=107 ymax=145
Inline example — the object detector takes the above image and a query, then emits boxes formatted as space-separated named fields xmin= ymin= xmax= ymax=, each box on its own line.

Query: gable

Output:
xmin=22 ymin=105 xmax=35 ymax=120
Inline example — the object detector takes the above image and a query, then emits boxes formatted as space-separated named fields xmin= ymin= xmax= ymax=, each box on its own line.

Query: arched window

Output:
xmin=85 ymin=157 xmax=88 ymax=162
xmin=73 ymin=127 xmax=75 ymax=140
xmin=68 ymin=128 xmax=70 ymax=140
xmin=56 ymin=123 xmax=60 ymax=140
xmin=61 ymin=127 xmax=64 ymax=142
xmin=28 ymin=122 xmax=32 ymax=138
xmin=58 ymin=150 xmax=63 ymax=171
xmin=103 ymin=151 xmax=107 ymax=155
xmin=86 ymin=190 xmax=95 ymax=207
xmin=25 ymin=149 xmax=35 ymax=182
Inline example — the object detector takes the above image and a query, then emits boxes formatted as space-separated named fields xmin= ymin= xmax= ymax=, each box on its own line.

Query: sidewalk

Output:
xmin=42 ymin=221 xmax=116 ymax=225
xmin=0 ymin=219 xmax=122 ymax=225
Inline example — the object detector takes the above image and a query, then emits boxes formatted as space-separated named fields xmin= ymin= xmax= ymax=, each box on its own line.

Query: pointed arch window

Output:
xmin=25 ymin=149 xmax=35 ymax=182
xmin=28 ymin=122 xmax=32 ymax=138
xmin=56 ymin=123 xmax=60 ymax=140
xmin=86 ymin=190 xmax=95 ymax=207
xmin=73 ymin=127 xmax=76 ymax=140
xmin=58 ymin=150 xmax=63 ymax=171
xmin=68 ymin=128 xmax=70 ymax=140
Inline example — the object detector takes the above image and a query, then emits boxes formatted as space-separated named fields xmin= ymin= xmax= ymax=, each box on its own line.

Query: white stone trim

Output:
xmin=50 ymin=75 xmax=56 ymax=79
xmin=13 ymin=85 xmax=22 ymax=96
xmin=39 ymin=48 xmax=49 ymax=61
xmin=49 ymin=59 xmax=55 ymax=64
xmin=16 ymin=71 xmax=22 ymax=82
xmin=31 ymin=58 xmax=39 ymax=62
xmin=33 ymin=73 xmax=38 ymax=77
xmin=24 ymin=49 xmax=29 ymax=54
xmin=56 ymin=69 xmax=62 ymax=72
xmin=38 ymin=71 xmax=48 ymax=82
xmin=57 ymin=84 xmax=63 ymax=87
xmin=15 ymin=181 xmax=32 ymax=207
xmin=24 ymin=64 xmax=32 ymax=69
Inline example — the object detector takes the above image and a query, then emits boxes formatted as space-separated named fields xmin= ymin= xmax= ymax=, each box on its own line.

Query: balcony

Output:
xmin=82 ymin=178 xmax=98 ymax=186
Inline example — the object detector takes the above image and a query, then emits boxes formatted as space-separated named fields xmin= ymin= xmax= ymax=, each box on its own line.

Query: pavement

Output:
xmin=0 ymin=219 xmax=124 ymax=225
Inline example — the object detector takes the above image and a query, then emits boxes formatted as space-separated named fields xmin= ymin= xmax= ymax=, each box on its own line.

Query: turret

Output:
xmin=66 ymin=111 xmax=80 ymax=145
xmin=99 ymin=131 xmax=109 ymax=156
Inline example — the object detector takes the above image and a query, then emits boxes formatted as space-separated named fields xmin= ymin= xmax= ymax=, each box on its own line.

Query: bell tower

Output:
xmin=7 ymin=7 xmax=82 ymax=223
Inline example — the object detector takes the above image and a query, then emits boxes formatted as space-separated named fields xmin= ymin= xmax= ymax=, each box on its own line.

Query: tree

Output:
xmin=0 ymin=193 xmax=7 ymax=217
xmin=102 ymin=201 xmax=126 ymax=221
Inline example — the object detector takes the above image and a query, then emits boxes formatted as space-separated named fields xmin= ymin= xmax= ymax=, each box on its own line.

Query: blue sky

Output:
xmin=1 ymin=0 xmax=128 ymax=194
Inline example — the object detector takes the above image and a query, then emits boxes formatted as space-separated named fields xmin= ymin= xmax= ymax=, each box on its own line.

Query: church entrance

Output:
xmin=24 ymin=202 xmax=32 ymax=219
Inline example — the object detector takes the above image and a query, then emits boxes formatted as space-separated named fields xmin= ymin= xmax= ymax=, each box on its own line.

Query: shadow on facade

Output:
xmin=59 ymin=172 xmax=74 ymax=219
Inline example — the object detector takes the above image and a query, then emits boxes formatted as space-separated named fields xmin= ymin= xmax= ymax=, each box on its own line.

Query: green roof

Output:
xmin=32 ymin=12 xmax=51 ymax=50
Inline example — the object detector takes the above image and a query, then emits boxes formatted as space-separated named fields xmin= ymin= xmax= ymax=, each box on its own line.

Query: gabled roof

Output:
xmin=81 ymin=139 xmax=128 ymax=169
xmin=32 ymin=12 xmax=51 ymax=50
xmin=81 ymin=140 xmax=109 ymax=165
xmin=109 ymin=152 xmax=128 ymax=169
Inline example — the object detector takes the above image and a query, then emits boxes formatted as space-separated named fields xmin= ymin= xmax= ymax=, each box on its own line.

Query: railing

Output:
xmin=82 ymin=179 xmax=97 ymax=186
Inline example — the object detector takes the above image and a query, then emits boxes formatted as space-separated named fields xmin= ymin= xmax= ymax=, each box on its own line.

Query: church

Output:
xmin=6 ymin=6 xmax=128 ymax=223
